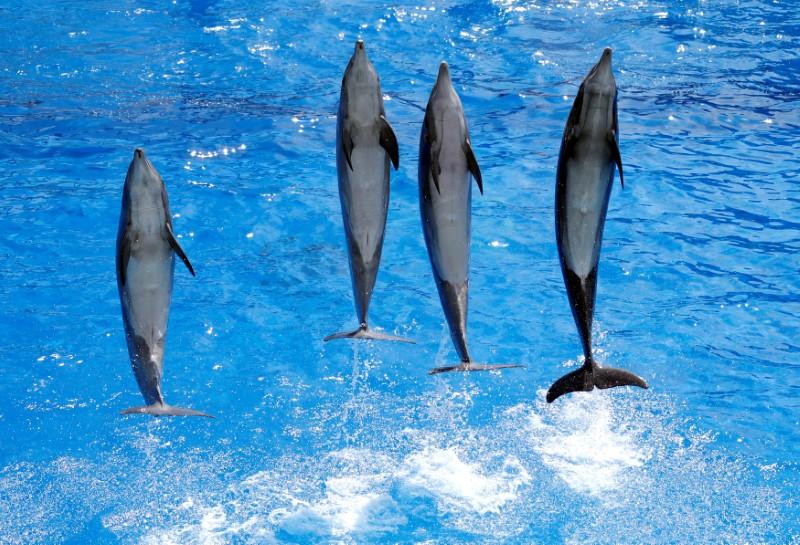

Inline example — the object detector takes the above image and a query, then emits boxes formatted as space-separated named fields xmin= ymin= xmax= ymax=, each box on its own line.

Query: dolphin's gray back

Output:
xmin=419 ymin=77 xmax=474 ymax=362
xmin=557 ymin=77 xmax=618 ymax=280
xmin=561 ymin=139 xmax=614 ymax=278
xmin=420 ymin=91 xmax=471 ymax=286
xmin=336 ymin=102 xmax=390 ymax=276
xmin=335 ymin=50 xmax=391 ymax=324
xmin=547 ymin=50 xmax=648 ymax=403
xmin=116 ymin=158 xmax=174 ymax=406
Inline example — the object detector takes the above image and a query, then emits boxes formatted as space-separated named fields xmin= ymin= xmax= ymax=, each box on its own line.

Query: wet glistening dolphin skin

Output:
xmin=419 ymin=62 xmax=522 ymax=375
xmin=116 ymin=148 xmax=212 ymax=417
xmin=325 ymin=40 xmax=412 ymax=343
xmin=548 ymin=48 xmax=648 ymax=403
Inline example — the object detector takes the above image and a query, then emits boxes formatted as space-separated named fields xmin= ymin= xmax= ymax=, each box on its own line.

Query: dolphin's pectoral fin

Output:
xmin=117 ymin=235 xmax=131 ymax=287
xmin=431 ymin=154 xmax=442 ymax=195
xmin=607 ymin=129 xmax=624 ymax=188
xmin=379 ymin=115 xmax=400 ymax=170
xmin=562 ymin=80 xmax=582 ymax=148
xmin=423 ymin=109 xmax=441 ymax=194
xmin=463 ymin=138 xmax=483 ymax=195
xmin=166 ymin=222 xmax=196 ymax=276
xmin=560 ymin=125 xmax=580 ymax=166
xmin=566 ymin=125 xmax=581 ymax=149
xmin=342 ymin=123 xmax=354 ymax=171
xmin=424 ymin=104 xmax=437 ymax=145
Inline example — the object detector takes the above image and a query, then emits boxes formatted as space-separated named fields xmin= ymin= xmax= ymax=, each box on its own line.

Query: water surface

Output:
xmin=0 ymin=0 xmax=798 ymax=543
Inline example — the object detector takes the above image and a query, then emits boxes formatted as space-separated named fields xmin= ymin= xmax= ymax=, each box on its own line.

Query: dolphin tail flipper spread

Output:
xmin=324 ymin=327 xmax=415 ymax=343
xmin=429 ymin=363 xmax=524 ymax=375
xmin=121 ymin=404 xmax=214 ymax=417
xmin=546 ymin=363 xmax=648 ymax=403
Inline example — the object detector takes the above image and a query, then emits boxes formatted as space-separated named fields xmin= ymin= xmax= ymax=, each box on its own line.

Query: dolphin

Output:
xmin=116 ymin=148 xmax=212 ymax=417
xmin=547 ymin=48 xmax=648 ymax=403
xmin=419 ymin=62 xmax=521 ymax=375
xmin=325 ymin=40 xmax=412 ymax=343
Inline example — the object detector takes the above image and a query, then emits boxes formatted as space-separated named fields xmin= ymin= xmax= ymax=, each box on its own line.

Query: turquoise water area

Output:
xmin=0 ymin=0 xmax=798 ymax=543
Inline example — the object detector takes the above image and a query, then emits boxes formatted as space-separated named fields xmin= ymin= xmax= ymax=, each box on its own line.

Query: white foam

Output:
xmin=398 ymin=446 xmax=531 ymax=515
xmin=263 ymin=449 xmax=405 ymax=538
xmin=0 ymin=394 xmax=786 ymax=544
xmin=138 ymin=504 xmax=273 ymax=545
xmin=521 ymin=394 xmax=648 ymax=498
xmin=276 ymin=473 xmax=405 ymax=537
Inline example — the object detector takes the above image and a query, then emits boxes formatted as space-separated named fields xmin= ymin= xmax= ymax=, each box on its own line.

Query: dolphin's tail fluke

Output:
xmin=323 ymin=326 xmax=414 ymax=343
xmin=121 ymin=403 xmax=214 ymax=418
xmin=429 ymin=363 xmax=524 ymax=375
xmin=546 ymin=362 xmax=648 ymax=403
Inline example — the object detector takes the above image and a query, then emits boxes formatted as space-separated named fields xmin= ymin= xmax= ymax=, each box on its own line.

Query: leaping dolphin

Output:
xmin=325 ymin=40 xmax=412 ymax=343
xmin=419 ymin=62 xmax=521 ymax=375
xmin=548 ymin=48 xmax=648 ymax=403
xmin=116 ymin=148 xmax=212 ymax=417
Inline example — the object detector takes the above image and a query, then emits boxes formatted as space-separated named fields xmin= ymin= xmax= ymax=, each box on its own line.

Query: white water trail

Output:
xmin=341 ymin=341 xmax=360 ymax=426
xmin=434 ymin=321 xmax=450 ymax=368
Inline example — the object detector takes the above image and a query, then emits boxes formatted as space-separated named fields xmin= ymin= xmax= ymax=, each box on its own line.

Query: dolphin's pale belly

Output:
xmin=123 ymin=245 xmax=173 ymax=348
xmin=427 ymin=168 xmax=471 ymax=285
xmin=343 ymin=143 xmax=389 ymax=263
xmin=563 ymin=153 xmax=613 ymax=278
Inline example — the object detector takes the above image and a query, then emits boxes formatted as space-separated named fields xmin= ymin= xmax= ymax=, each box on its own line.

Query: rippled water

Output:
xmin=0 ymin=0 xmax=798 ymax=543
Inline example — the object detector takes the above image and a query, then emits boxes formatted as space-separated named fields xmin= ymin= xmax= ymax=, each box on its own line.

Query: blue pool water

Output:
xmin=1 ymin=0 xmax=798 ymax=543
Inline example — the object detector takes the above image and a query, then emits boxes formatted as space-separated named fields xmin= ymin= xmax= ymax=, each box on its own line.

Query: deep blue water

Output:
xmin=1 ymin=0 xmax=798 ymax=543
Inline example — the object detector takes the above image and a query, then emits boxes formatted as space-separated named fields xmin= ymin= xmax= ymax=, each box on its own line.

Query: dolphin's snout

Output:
xmin=594 ymin=47 xmax=614 ymax=77
xmin=351 ymin=39 xmax=370 ymax=65
xmin=436 ymin=61 xmax=451 ymax=84
xmin=134 ymin=148 xmax=144 ymax=159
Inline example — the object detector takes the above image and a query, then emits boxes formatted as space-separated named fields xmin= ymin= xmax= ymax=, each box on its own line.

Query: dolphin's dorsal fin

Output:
xmin=341 ymin=121 xmax=354 ymax=170
xmin=463 ymin=138 xmax=483 ymax=194
xmin=165 ymin=222 xmax=196 ymax=276
xmin=379 ymin=115 xmax=399 ymax=170
xmin=607 ymin=129 xmax=624 ymax=188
